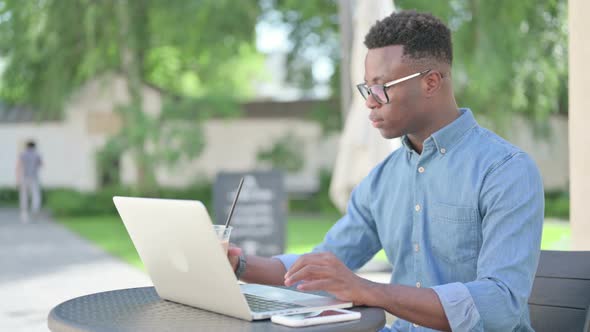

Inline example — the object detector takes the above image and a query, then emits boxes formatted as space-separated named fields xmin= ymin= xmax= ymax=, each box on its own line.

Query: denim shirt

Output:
xmin=276 ymin=109 xmax=544 ymax=331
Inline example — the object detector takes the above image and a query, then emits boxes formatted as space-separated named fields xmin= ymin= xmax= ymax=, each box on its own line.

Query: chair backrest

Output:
xmin=529 ymin=250 xmax=590 ymax=332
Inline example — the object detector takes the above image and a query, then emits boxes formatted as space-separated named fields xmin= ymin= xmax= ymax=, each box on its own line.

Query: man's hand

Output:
xmin=227 ymin=243 xmax=242 ymax=272
xmin=283 ymin=252 xmax=375 ymax=306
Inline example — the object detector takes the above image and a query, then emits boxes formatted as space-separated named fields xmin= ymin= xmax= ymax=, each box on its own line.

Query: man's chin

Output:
xmin=378 ymin=128 xmax=402 ymax=140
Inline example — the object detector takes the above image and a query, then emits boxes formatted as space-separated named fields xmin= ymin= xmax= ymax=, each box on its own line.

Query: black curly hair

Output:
xmin=364 ymin=10 xmax=453 ymax=66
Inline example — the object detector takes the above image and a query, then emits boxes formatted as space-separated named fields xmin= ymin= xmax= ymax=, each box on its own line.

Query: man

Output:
xmin=16 ymin=140 xmax=43 ymax=223
xmin=229 ymin=10 xmax=543 ymax=332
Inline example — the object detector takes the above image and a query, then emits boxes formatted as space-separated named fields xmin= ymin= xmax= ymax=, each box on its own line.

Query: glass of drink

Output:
xmin=213 ymin=225 xmax=233 ymax=254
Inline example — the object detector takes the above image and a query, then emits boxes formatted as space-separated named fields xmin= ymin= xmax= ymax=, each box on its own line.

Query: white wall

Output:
xmin=0 ymin=81 xmax=571 ymax=194
xmin=0 ymin=121 xmax=98 ymax=190
xmin=0 ymin=74 xmax=162 ymax=191
xmin=121 ymin=118 xmax=339 ymax=193
xmin=123 ymin=113 xmax=569 ymax=193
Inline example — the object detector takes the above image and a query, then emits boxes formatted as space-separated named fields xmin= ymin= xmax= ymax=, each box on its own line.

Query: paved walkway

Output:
xmin=0 ymin=208 xmax=393 ymax=331
xmin=0 ymin=208 xmax=151 ymax=331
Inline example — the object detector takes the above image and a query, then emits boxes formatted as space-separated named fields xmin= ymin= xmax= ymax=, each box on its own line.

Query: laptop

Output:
xmin=112 ymin=196 xmax=353 ymax=321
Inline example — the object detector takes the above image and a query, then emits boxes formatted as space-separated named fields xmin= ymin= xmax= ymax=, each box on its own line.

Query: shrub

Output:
xmin=544 ymin=191 xmax=569 ymax=219
xmin=44 ymin=183 xmax=212 ymax=217
xmin=0 ymin=188 xmax=19 ymax=206
xmin=288 ymin=170 xmax=340 ymax=216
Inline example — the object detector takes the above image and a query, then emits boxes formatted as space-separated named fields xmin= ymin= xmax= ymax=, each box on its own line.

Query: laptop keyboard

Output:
xmin=244 ymin=293 xmax=304 ymax=313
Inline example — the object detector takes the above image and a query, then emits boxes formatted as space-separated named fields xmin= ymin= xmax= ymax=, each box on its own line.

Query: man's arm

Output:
xmin=367 ymin=284 xmax=451 ymax=331
xmin=227 ymin=247 xmax=286 ymax=285
xmin=284 ymin=252 xmax=451 ymax=331
xmin=285 ymin=153 xmax=543 ymax=331
xmin=428 ymin=153 xmax=544 ymax=331
xmin=227 ymin=162 xmax=383 ymax=286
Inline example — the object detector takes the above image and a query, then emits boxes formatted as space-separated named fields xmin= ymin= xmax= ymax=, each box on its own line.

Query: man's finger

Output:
xmin=285 ymin=265 xmax=330 ymax=287
xmin=296 ymin=279 xmax=332 ymax=292
xmin=227 ymin=247 xmax=242 ymax=256
xmin=285 ymin=253 xmax=330 ymax=279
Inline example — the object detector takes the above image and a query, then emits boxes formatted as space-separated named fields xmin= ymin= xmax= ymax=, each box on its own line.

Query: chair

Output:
xmin=528 ymin=250 xmax=590 ymax=332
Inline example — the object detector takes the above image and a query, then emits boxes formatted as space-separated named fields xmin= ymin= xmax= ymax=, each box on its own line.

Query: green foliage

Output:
xmin=0 ymin=1 xmax=117 ymax=119
xmin=0 ymin=188 xmax=18 ymax=206
xmin=257 ymin=133 xmax=305 ymax=172
xmin=95 ymin=94 xmax=243 ymax=182
xmin=544 ymin=190 xmax=569 ymax=219
xmin=307 ymin=101 xmax=342 ymax=135
xmin=0 ymin=0 xmax=265 ymax=190
xmin=288 ymin=170 xmax=340 ymax=215
xmin=26 ymin=171 xmax=339 ymax=217
xmin=46 ymin=188 xmax=119 ymax=217
xmin=96 ymin=137 xmax=126 ymax=186
xmin=262 ymin=0 xmax=340 ymax=92
xmin=44 ymin=183 xmax=213 ymax=217
xmin=396 ymin=0 xmax=568 ymax=124
xmin=0 ymin=0 xmax=263 ymax=114
xmin=266 ymin=1 xmax=568 ymax=127
xmin=0 ymin=183 xmax=572 ymax=220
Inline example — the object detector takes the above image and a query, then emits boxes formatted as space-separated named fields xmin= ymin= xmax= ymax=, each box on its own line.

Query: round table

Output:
xmin=48 ymin=287 xmax=386 ymax=332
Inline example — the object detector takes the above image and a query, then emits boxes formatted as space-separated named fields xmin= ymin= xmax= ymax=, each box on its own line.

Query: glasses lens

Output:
xmin=369 ymin=85 xmax=387 ymax=104
xmin=357 ymin=84 xmax=369 ymax=100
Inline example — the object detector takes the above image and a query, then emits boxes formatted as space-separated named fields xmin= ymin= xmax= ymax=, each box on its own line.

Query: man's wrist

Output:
xmin=358 ymin=279 xmax=387 ymax=307
xmin=235 ymin=254 xmax=247 ymax=279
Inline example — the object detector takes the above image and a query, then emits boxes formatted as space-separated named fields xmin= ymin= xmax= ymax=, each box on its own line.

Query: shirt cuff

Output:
xmin=272 ymin=253 xmax=301 ymax=271
xmin=432 ymin=282 xmax=483 ymax=331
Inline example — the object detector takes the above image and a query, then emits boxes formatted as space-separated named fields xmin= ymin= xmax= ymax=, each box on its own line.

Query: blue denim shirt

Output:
xmin=276 ymin=109 xmax=544 ymax=331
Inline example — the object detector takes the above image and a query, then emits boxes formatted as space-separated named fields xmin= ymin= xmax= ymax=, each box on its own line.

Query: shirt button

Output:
xmin=440 ymin=148 xmax=446 ymax=154
xmin=414 ymin=244 xmax=420 ymax=252
xmin=416 ymin=282 xmax=421 ymax=288
xmin=415 ymin=204 xmax=421 ymax=212
xmin=413 ymin=323 xmax=419 ymax=327
xmin=418 ymin=166 xmax=425 ymax=173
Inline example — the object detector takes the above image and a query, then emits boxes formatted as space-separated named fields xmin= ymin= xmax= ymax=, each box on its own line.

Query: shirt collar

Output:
xmin=401 ymin=108 xmax=478 ymax=154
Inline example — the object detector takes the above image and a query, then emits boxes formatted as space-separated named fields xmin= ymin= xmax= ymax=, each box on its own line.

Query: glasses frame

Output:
xmin=357 ymin=69 xmax=433 ymax=104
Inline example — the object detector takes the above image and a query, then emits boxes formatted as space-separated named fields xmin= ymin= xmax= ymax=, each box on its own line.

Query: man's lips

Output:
xmin=368 ymin=115 xmax=383 ymax=122
xmin=369 ymin=116 xmax=384 ymax=128
xmin=369 ymin=118 xmax=383 ymax=128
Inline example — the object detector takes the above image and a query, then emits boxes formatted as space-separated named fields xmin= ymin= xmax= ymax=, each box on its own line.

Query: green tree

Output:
xmin=261 ymin=0 xmax=340 ymax=92
xmin=0 ymin=0 xmax=263 ymax=191
xmin=396 ymin=0 xmax=568 ymax=131
xmin=257 ymin=132 xmax=305 ymax=172
xmin=265 ymin=1 xmax=568 ymax=128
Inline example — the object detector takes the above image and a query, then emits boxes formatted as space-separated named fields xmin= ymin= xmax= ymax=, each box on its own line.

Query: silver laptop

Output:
xmin=112 ymin=196 xmax=352 ymax=321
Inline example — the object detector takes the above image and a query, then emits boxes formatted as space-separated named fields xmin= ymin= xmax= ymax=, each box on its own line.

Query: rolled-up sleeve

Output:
xmin=274 ymin=253 xmax=301 ymax=271
xmin=434 ymin=153 xmax=544 ymax=331
xmin=311 ymin=170 xmax=382 ymax=270
xmin=275 ymin=167 xmax=382 ymax=271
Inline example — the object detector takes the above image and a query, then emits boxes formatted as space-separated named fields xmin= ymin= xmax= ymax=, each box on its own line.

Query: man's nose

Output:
xmin=365 ymin=94 xmax=381 ymax=109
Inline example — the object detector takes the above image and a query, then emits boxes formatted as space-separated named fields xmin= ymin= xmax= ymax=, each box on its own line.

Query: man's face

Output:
xmin=363 ymin=45 xmax=425 ymax=139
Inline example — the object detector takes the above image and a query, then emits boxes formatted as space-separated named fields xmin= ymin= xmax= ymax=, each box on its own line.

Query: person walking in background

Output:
xmin=16 ymin=140 xmax=43 ymax=223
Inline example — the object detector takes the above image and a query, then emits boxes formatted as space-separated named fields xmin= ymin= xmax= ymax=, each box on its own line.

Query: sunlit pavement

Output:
xmin=0 ymin=208 xmax=151 ymax=332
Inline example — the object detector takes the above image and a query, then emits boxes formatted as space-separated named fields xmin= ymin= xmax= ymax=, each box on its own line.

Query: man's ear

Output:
xmin=423 ymin=71 xmax=444 ymax=97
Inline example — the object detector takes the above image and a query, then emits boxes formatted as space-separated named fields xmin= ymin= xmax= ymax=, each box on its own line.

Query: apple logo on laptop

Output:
xmin=168 ymin=249 xmax=189 ymax=273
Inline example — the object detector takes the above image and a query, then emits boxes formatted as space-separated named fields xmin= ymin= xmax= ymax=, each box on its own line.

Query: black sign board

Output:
xmin=213 ymin=171 xmax=286 ymax=257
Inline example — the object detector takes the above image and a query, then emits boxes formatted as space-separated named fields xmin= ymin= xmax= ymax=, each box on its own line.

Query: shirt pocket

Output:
xmin=429 ymin=202 xmax=479 ymax=264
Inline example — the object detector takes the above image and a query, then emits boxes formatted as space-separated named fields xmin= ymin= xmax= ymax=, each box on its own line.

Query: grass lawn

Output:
xmin=58 ymin=215 xmax=571 ymax=270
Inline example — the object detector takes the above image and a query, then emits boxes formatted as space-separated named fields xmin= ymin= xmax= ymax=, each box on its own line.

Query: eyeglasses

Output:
xmin=356 ymin=69 xmax=432 ymax=104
